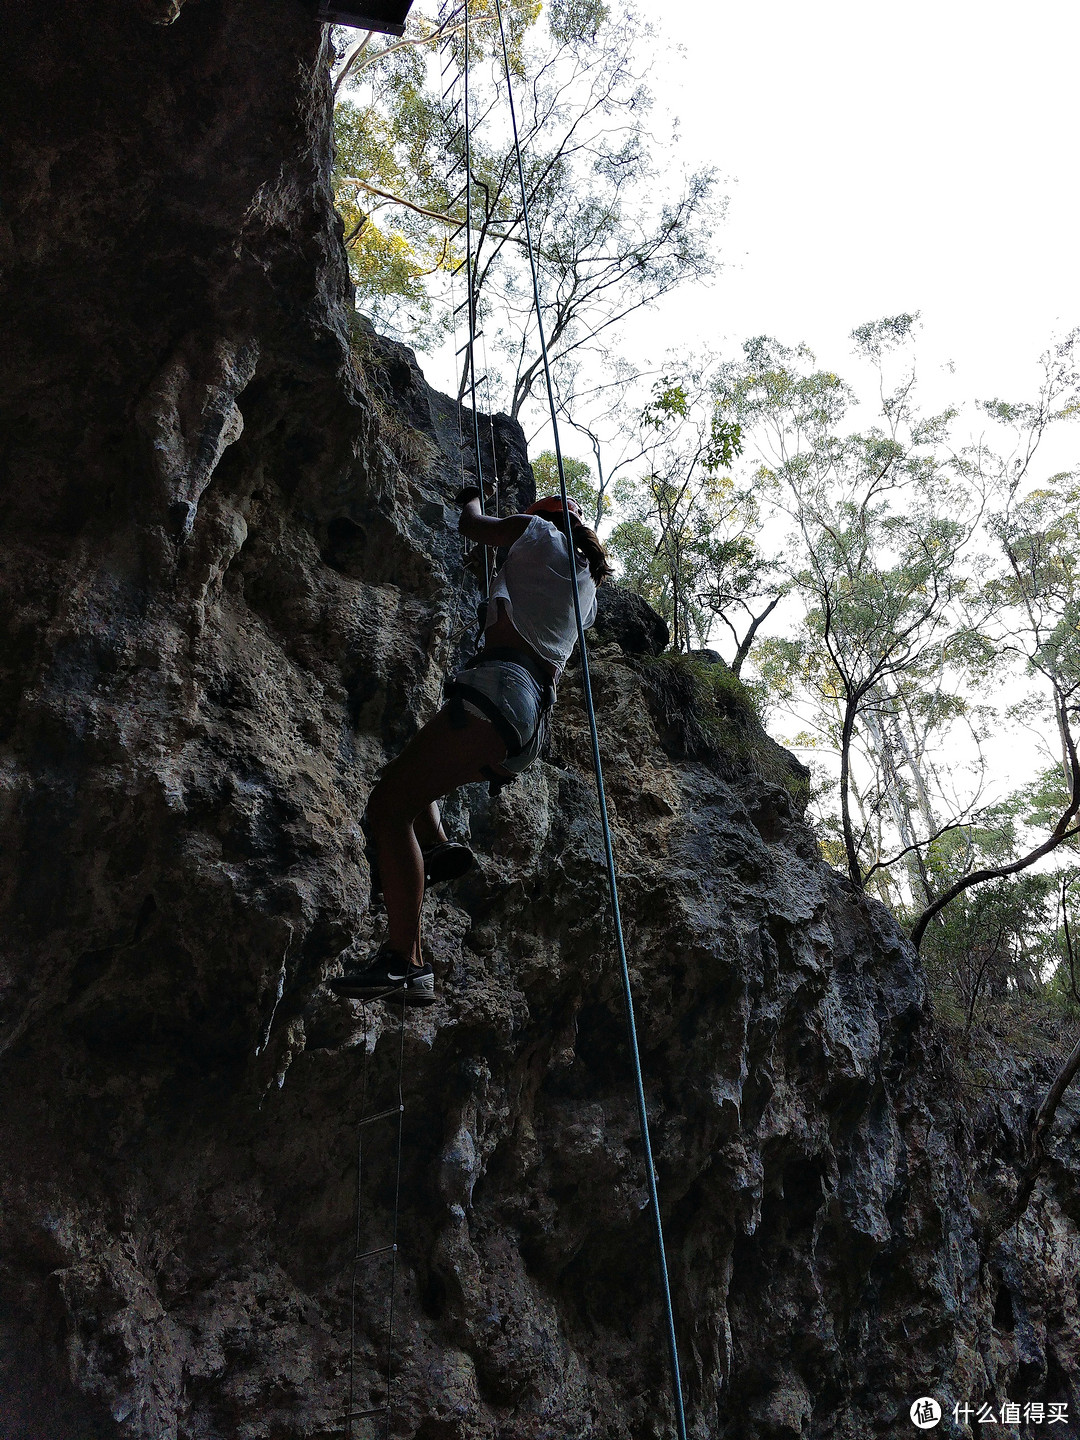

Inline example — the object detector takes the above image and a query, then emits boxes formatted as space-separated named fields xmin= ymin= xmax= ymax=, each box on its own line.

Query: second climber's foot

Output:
xmin=423 ymin=841 xmax=475 ymax=886
xmin=327 ymin=945 xmax=436 ymax=1007
xmin=367 ymin=843 xmax=474 ymax=901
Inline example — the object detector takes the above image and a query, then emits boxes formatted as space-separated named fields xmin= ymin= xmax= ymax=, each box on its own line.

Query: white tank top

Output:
xmin=485 ymin=515 xmax=598 ymax=672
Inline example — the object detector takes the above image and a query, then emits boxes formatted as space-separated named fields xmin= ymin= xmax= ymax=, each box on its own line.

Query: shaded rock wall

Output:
xmin=1 ymin=4 xmax=1078 ymax=1439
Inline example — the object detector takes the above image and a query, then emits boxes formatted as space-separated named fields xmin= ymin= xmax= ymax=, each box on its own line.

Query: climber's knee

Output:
xmin=367 ymin=757 xmax=433 ymax=833
xmin=365 ymin=773 xmax=400 ymax=831
xmin=446 ymin=689 xmax=469 ymax=731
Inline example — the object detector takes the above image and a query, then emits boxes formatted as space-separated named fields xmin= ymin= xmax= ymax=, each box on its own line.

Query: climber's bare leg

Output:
xmin=367 ymin=706 xmax=506 ymax=968
xmin=413 ymin=802 xmax=447 ymax=850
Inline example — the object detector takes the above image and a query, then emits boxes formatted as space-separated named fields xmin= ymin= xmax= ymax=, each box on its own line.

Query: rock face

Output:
xmin=593 ymin=586 xmax=670 ymax=656
xmin=1 ymin=5 xmax=1078 ymax=1440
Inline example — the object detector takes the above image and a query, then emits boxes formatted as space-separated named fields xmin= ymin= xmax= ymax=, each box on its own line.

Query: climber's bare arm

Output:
xmin=457 ymin=497 xmax=531 ymax=548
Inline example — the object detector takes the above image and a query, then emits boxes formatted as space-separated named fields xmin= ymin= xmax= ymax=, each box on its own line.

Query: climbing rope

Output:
xmin=344 ymin=993 xmax=407 ymax=1440
xmin=443 ymin=0 xmax=488 ymax=647
xmin=461 ymin=0 xmax=491 ymax=596
xmin=491 ymin=4 xmax=689 ymax=1436
xmin=342 ymin=13 xmax=483 ymax=1429
xmin=479 ymin=326 xmax=501 ymax=515
xmin=339 ymin=6 xmax=688 ymax=1433
xmin=447 ymin=181 xmax=483 ymax=653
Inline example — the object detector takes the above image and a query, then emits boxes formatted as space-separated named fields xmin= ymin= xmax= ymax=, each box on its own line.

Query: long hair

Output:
xmin=566 ymin=512 xmax=613 ymax=586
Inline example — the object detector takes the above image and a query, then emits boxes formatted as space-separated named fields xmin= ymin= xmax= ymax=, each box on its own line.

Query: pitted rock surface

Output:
xmin=1 ymin=4 xmax=1078 ymax=1439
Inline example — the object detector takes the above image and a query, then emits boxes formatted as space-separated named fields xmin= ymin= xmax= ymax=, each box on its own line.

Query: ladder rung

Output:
xmin=453 ymin=297 xmax=472 ymax=316
xmin=355 ymin=1242 xmax=397 ymax=1262
xmin=450 ymin=258 xmax=467 ymax=276
xmin=456 ymin=334 xmax=482 ymax=354
xmin=359 ymin=1105 xmax=404 ymax=1128
xmin=347 ymin=1405 xmax=391 ymax=1420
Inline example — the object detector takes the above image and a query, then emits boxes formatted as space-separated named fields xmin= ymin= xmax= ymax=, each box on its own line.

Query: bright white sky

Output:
xmin=646 ymin=0 xmax=1080 ymax=412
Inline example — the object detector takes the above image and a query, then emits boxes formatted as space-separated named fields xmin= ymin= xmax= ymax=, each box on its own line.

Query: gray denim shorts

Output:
xmin=448 ymin=659 xmax=550 ymax=775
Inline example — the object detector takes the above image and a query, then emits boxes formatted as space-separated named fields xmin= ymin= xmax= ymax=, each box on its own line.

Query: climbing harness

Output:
xmin=344 ymin=994 xmax=408 ymax=1439
xmin=491 ymin=3 xmax=690 ymax=1435
xmin=444 ymin=644 xmax=556 ymax=796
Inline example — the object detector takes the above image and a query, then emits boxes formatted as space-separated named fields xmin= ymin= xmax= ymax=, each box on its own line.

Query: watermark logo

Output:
xmin=953 ymin=1401 xmax=1070 ymax=1425
xmin=910 ymin=1398 xmax=942 ymax=1428
xmin=911 ymin=1396 xmax=1072 ymax=1426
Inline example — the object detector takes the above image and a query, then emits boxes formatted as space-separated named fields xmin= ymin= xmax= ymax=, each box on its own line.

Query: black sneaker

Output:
xmin=423 ymin=841 xmax=475 ymax=886
xmin=368 ymin=842 xmax=474 ymax=898
xmin=328 ymin=946 xmax=436 ymax=1007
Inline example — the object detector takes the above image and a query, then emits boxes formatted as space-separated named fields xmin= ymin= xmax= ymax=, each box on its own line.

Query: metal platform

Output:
xmin=317 ymin=1 xmax=414 ymax=35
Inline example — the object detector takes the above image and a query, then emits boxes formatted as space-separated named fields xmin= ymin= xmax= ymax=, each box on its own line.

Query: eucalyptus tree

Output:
xmin=969 ymin=355 xmax=1080 ymax=1188
xmin=596 ymin=373 xmax=783 ymax=657
xmin=909 ymin=360 xmax=1080 ymax=948
xmin=530 ymin=450 xmax=602 ymax=520
xmin=330 ymin=0 xmax=719 ymax=416
xmin=716 ymin=321 xmax=986 ymax=895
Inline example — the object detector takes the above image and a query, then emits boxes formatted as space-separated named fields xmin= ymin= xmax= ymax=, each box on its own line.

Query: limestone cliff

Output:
xmin=1 ymin=4 xmax=1078 ymax=1439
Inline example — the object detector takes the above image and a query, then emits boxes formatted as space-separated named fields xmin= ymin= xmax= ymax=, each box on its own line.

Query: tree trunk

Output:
xmin=840 ymin=697 xmax=864 ymax=889
xmin=730 ymin=595 xmax=782 ymax=676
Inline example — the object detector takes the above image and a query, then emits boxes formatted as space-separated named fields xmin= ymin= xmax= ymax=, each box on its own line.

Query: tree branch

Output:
xmin=861 ymin=818 xmax=974 ymax=886
xmin=1014 ymin=1029 xmax=1080 ymax=1218
xmin=909 ymin=696 xmax=1080 ymax=949
xmin=730 ymin=594 xmax=782 ymax=676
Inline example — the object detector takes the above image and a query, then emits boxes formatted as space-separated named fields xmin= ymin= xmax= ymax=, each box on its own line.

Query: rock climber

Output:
xmin=329 ymin=486 xmax=612 ymax=1006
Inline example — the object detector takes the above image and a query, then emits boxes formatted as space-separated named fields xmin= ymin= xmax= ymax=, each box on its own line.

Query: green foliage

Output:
xmin=331 ymin=2 xmax=719 ymax=417
xmin=641 ymin=378 xmax=689 ymax=431
xmin=982 ymin=473 xmax=1080 ymax=708
xmin=919 ymin=868 xmax=1065 ymax=1035
xmin=714 ymin=322 xmax=994 ymax=898
xmin=642 ymin=653 xmax=805 ymax=799
xmin=643 ymin=375 xmax=742 ymax=471
xmin=1045 ymin=949 xmax=1080 ymax=1020
xmin=530 ymin=451 xmax=609 ymax=521
xmin=850 ymin=312 xmax=920 ymax=361
xmin=601 ymin=368 xmax=775 ymax=657
xmin=330 ymin=0 xmax=541 ymax=341
xmin=347 ymin=318 xmax=440 ymax=471
xmin=547 ymin=0 xmax=610 ymax=43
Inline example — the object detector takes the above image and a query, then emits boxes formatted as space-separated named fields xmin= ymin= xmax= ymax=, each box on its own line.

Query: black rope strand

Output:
xmin=462 ymin=0 xmax=490 ymax=596
xmin=383 ymin=992 xmax=407 ymax=1439
xmin=480 ymin=328 xmax=500 ymax=514
xmin=444 ymin=0 xmax=482 ymax=644
xmin=447 ymin=135 xmax=480 ymax=648
xmin=492 ymin=5 xmax=689 ymax=1436
xmin=344 ymin=1001 xmax=371 ymax=1439
xmin=344 ymin=999 xmax=408 ymax=1439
